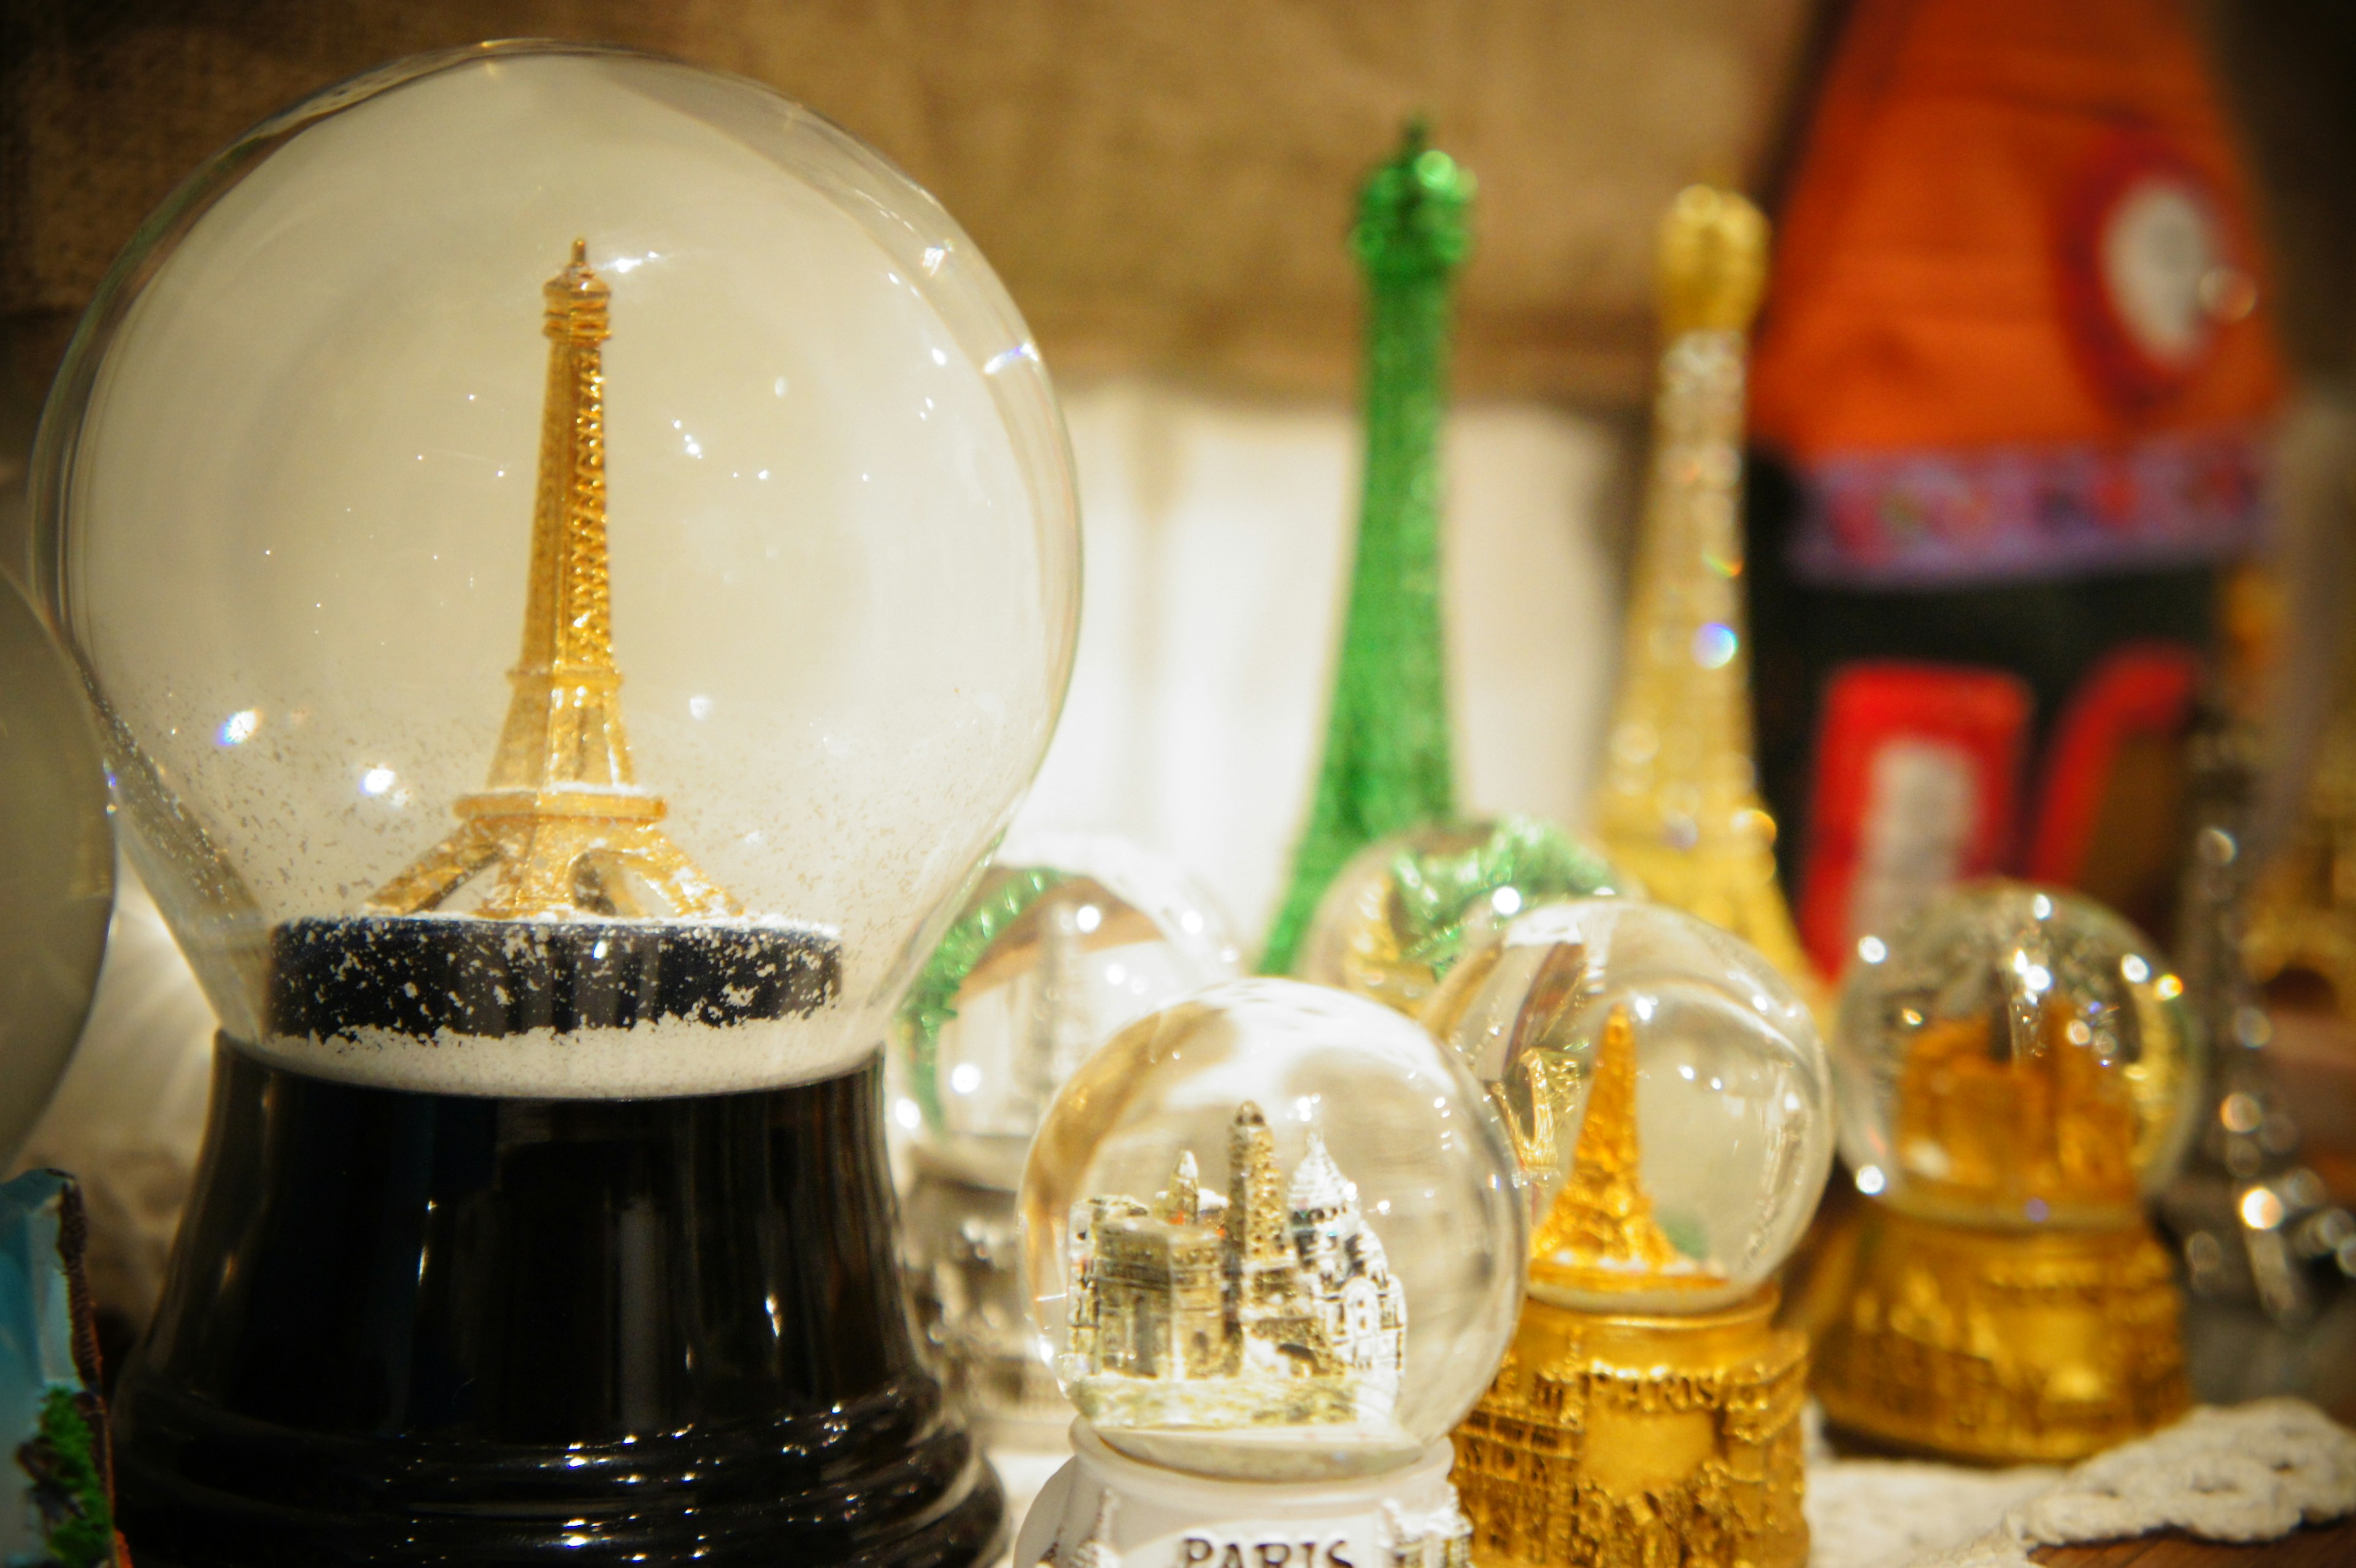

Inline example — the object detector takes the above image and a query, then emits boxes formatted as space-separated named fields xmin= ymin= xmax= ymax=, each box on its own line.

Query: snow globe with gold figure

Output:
xmin=890 ymin=831 xmax=1241 ymax=1444
xmin=1012 ymin=978 xmax=1523 ymax=1568
xmin=1812 ymin=882 xmax=2200 ymax=1462
xmin=1421 ymin=897 xmax=1830 ymax=1568
xmin=1295 ymin=817 xmax=1626 ymax=1018
xmin=33 ymin=40 xmax=1079 ymax=1564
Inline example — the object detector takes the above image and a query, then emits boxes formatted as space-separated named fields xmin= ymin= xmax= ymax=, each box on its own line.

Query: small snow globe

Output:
xmin=1419 ymin=897 xmax=1827 ymax=1568
xmin=1833 ymin=882 xmax=2203 ymax=1228
xmin=890 ymin=831 xmax=1239 ymax=1439
xmin=1423 ymin=897 xmax=1830 ymax=1312
xmin=1020 ymin=977 xmax=1525 ymax=1483
xmin=1296 ymin=817 xmax=1627 ymax=1017
xmin=1814 ymin=881 xmax=2199 ymax=1461
xmin=892 ymin=831 xmax=1241 ymax=1188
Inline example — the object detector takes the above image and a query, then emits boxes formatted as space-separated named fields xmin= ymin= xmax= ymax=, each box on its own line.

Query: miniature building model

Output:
xmin=1892 ymin=1007 xmax=2140 ymax=1216
xmin=1064 ymin=1104 xmax=1407 ymax=1429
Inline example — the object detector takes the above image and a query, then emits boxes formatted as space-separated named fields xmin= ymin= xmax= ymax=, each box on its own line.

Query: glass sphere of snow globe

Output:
xmin=890 ymin=830 xmax=1242 ymax=1188
xmin=1296 ymin=817 xmax=1629 ymax=1017
xmin=1833 ymin=881 xmax=2204 ymax=1231
xmin=1422 ymin=897 xmax=1831 ymax=1315
xmin=31 ymin=43 xmax=1079 ymax=1101
xmin=1019 ymin=977 xmax=1525 ymax=1481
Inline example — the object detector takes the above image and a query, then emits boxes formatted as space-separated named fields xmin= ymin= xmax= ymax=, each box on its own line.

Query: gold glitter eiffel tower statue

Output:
xmin=1595 ymin=187 xmax=1815 ymax=1000
xmin=370 ymin=240 xmax=736 ymax=922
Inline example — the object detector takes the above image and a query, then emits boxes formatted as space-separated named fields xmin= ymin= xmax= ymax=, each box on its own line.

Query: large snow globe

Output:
xmin=32 ymin=42 xmax=1077 ymax=1562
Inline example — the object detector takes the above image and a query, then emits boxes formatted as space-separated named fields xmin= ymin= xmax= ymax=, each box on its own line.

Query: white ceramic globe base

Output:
xmin=1015 ymin=1423 xmax=1472 ymax=1568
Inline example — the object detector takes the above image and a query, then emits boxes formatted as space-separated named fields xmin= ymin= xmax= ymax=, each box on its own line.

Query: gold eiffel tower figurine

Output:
xmin=1529 ymin=1005 xmax=1722 ymax=1296
xmin=370 ymin=240 xmax=737 ymax=923
xmin=1594 ymin=186 xmax=1815 ymax=997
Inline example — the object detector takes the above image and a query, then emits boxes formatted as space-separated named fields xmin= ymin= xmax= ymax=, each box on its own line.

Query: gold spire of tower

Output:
xmin=1595 ymin=186 xmax=1815 ymax=996
xmin=1530 ymin=1006 xmax=1677 ymax=1284
xmin=370 ymin=240 xmax=736 ymax=921
xmin=1530 ymin=1005 xmax=1723 ymax=1294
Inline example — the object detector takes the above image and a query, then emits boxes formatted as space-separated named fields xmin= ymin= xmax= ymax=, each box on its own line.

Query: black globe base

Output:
xmin=112 ymin=1040 xmax=1003 ymax=1567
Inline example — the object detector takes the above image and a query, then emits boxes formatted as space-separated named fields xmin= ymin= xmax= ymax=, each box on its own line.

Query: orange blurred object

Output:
xmin=1753 ymin=0 xmax=2284 ymax=464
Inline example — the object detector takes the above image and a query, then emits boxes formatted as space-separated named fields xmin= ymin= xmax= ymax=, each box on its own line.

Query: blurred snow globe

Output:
xmin=30 ymin=42 xmax=1080 ymax=1101
xmin=891 ymin=831 xmax=1242 ymax=1188
xmin=1296 ymin=817 xmax=1628 ymax=1017
xmin=888 ymin=831 xmax=1240 ymax=1441
xmin=1833 ymin=880 xmax=2204 ymax=1231
xmin=1423 ymin=897 xmax=1831 ymax=1314
xmin=1019 ymin=978 xmax=1525 ymax=1481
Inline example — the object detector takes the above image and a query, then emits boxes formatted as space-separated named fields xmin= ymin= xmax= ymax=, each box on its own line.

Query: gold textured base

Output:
xmin=1811 ymin=1201 xmax=2189 ymax=1464
xmin=1452 ymin=1285 xmax=1807 ymax=1568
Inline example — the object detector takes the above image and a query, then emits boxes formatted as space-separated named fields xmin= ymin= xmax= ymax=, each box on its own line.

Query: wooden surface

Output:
xmin=2035 ymin=1517 xmax=2356 ymax=1567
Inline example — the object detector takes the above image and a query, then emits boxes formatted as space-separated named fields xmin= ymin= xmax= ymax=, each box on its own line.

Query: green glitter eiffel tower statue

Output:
xmin=1262 ymin=123 xmax=1473 ymax=974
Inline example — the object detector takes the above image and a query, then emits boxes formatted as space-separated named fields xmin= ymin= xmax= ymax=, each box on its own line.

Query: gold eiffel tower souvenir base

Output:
xmin=266 ymin=242 xmax=838 ymax=1045
xmin=1809 ymin=1202 xmax=2189 ymax=1465
xmin=1451 ymin=1286 xmax=1809 ymax=1568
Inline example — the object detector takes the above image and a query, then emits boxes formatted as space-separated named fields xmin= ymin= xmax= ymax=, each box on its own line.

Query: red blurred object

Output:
xmin=1800 ymin=663 xmax=2033 ymax=975
xmin=2027 ymin=642 xmax=2203 ymax=894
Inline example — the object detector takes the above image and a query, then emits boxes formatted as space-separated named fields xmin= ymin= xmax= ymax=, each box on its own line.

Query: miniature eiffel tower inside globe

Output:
xmin=370 ymin=242 xmax=733 ymax=924
xmin=40 ymin=43 xmax=1078 ymax=1566
xmin=1526 ymin=1009 xmax=1711 ymax=1293
xmin=267 ymin=239 xmax=832 ymax=1066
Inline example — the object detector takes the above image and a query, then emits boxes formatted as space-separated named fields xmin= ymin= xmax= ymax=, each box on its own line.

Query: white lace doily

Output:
xmin=992 ymin=1399 xmax=2356 ymax=1568
xmin=1804 ymin=1455 xmax=2058 ymax=1568
xmin=1912 ymin=1399 xmax=2356 ymax=1568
